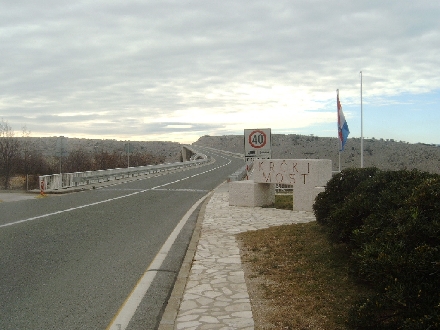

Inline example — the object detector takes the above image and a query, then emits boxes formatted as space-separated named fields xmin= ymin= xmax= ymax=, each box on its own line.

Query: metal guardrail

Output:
xmin=189 ymin=145 xmax=247 ymax=182
xmin=276 ymin=183 xmax=294 ymax=194
xmin=228 ymin=162 xmax=253 ymax=182
xmin=192 ymin=145 xmax=243 ymax=159
xmin=182 ymin=145 xmax=208 ymax=161
xmin=227 ymin=166 xmax=247 ymax=182
xmin=39 ymin=158 xmax=210 ymax=192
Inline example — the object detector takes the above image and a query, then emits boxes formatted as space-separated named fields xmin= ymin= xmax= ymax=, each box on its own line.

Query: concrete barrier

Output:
xmin=229 ymin=180 xmax=275 ymax=207
xmin=39 ymin=158 xmax=211 ymax=192
xmin=229 ymin=159 xmax=332 ymax=211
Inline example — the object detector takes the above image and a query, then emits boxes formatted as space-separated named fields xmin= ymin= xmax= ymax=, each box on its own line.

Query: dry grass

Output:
xmin=237 ymin=220 xmax=373 ymax=330
xmin=268 ymin=194 xmax=294 ymax=210
xmin=8 ymin=176 xmax=26 ymax=190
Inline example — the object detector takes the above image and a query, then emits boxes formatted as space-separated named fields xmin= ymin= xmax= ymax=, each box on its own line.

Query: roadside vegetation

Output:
xmin=239 ymin=168 xmax=440 ymax=329
xmin=0 ymin=120 xmax=167 ymax=190
xmin=239 ymin=221 xmax=374 ymax=329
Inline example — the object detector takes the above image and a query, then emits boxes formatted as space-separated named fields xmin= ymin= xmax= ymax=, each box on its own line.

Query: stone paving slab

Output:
xmin=162 ymin=183 xmax=316 ymax=330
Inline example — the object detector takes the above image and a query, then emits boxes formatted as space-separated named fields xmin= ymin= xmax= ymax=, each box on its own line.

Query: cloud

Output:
xmin=1 ymin=0 xmax=439 ymax=143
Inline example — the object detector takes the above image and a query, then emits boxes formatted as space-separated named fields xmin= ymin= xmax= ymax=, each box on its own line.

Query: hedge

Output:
xmin=313 ymin=168 xmax=440 ymax=329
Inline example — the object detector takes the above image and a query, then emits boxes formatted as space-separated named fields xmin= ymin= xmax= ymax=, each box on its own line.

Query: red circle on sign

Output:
xmin=249 ymin=130 xmax=267 ymax=148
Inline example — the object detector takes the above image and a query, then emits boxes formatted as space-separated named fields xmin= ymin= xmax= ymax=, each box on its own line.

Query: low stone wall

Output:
xmin=229 ymin=180 xmax=275 ymax=207
xmin=229 ymin=159 xmax=332 ymax=212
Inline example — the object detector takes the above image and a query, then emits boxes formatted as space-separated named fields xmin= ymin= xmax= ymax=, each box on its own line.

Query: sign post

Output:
xmin=244 ymin=128 xmax=272 ymax=162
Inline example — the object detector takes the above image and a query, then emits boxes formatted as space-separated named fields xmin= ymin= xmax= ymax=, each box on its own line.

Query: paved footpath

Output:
xmin=159 ymin=182 xmax=316 ymax=330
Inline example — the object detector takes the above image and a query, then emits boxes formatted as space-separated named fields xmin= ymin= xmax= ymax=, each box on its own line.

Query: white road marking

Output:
xmin=0 ymin=153 xmax=234 ymax=329
xmin=0 ymin=158 xmax=231 ymax=230
xmin=105 ymin=158 xmax=232 ymax=329
xmin=105 ymin=193 xmax=210 ymax=330
xmin=98 ymin=188 xmax=146 ymax=191
xmin=153 ymin=188 xmax=209 ymax=192
xmin=0 ymin=191 xmax=143 ymax=229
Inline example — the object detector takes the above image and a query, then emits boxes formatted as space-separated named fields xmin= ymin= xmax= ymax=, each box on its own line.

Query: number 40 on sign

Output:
xmin=244 ymin=128 xmax=272 ymax=159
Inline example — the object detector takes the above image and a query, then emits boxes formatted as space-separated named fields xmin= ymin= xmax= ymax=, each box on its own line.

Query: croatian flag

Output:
xmin=337 ymin=91 xmax=350 ymax=151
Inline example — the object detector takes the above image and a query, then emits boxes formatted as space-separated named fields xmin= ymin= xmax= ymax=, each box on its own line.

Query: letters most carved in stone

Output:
xmin=256 ymin=160 xmax=310 ymax=185
xmin=253 ymin=159 xmax=331 ymax=187
xmin=248 ymin=159 xmax=332 ymax=212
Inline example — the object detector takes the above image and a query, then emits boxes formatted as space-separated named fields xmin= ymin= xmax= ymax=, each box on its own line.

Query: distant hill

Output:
xmin=1 ymin=137 xmax=184 ymax=190
xmin=18 ymin=137 xmax=183 ymax=163
xmin=194 ymin=135 xmax=440 ymax=174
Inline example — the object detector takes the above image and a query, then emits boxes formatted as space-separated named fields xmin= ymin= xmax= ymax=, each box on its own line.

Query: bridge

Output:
xmin=1 ymin=142 xmax=336 ymax=329
xmin=1 ymin=146 xmax=245 ymax=329
xmin=39 ymin=145 xmax=211 ymax=192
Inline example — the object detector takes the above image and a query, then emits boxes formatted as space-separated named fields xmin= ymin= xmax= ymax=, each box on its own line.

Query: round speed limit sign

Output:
xmin=248 ymin=130 xmax=267 ymax=148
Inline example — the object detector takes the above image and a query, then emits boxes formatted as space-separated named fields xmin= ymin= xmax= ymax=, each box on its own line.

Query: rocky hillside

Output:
xmin=20 ymin=137 xmax=183 ymax=163
xmin=194 ymin=135 xmax=440 ymax=174
xmin=1 ymin=137 xmax=184 ymax=190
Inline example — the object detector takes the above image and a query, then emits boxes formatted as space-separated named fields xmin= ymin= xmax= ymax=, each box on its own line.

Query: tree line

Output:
xmin=0 ymin=120 xmax=166 ymax=190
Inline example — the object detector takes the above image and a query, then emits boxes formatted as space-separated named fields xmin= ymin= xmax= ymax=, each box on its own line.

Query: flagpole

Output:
xmin=337 ymin=89 xmax=341 ymax=172
xmin=339 ymin=149 xmax=341 ymax=172
xmin=360 ymin=71 xmax=364 ymax=168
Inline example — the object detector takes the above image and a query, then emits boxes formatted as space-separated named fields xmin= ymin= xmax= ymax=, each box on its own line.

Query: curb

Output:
xmin=158 ymin=190 xmax=214 ymax=330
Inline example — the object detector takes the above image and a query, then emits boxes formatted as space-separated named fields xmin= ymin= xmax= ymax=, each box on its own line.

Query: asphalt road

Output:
xmin=0 ymin=149 xmax=243 ymax=330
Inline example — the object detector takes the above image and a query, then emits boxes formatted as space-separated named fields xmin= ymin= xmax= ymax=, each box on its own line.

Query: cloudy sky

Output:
xmin=1 ymin=0 xmax=439 ymax=144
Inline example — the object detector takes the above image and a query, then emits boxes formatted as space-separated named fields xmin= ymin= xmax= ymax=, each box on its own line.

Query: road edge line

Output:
xmin=157 ymin=188 xmax=215 ymax=329
xmin=105 ymin=192 xmax=211 ymax=330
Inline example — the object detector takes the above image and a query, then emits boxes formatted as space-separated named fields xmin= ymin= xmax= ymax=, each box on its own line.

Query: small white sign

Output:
xmin=244 ymin=128 xmax=272 ymax=160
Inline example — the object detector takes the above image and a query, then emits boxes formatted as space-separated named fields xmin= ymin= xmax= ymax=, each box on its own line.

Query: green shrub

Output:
xmin=316 ymin=169 xmax=434 ymax=244
xmin=350 ymin=170 xmax=439 ymax=252
xmin=314 ymin=169 xmax=440 ymax=329
xmin=349 ymin=177 xmax=440 ymax=329
xmin=313 ymin=167 xmax=378 ymax=227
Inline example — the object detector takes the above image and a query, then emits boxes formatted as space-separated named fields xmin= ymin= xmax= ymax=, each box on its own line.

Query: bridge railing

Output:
xmin=193 ymin=145 xmax=243 ymax=159
xmin=228 ymin=162 xmax=252 ymax=182
xmin=39 ymin=158 xmax=210 ymax=192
